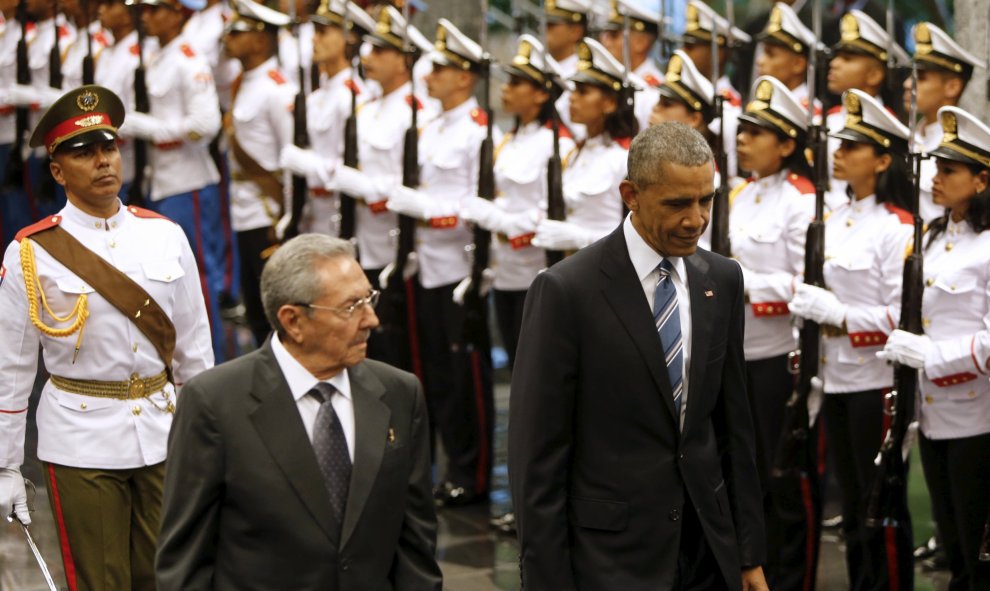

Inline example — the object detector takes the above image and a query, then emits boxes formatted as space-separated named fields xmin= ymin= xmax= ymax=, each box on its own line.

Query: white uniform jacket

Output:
xmin=560 ymin=132 xmax=627 ymax=243
xmin=94 ymin=30 xmax=140 ymax=184
xmin=0 ymin=200 xmax=214 ymax=470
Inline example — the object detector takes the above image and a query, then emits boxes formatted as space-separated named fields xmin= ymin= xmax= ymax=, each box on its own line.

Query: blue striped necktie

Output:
xmin=654 ymin=259 xmax=684 ymax=419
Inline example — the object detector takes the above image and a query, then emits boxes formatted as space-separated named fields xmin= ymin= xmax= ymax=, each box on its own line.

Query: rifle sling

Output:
xmin=225 ymin=126 xmax=284 ymax=209
xmin=29 ymin=226 xmax=176 ymax=381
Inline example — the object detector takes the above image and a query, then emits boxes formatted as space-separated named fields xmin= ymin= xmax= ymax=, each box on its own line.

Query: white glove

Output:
xmin=531 ymin=219 xmax=597 ymax=250
xmin=387 ymin=186 xmax=433 ymax=220
xmin=120 ymin=111 xmax=171 ymax=143
xmin=452 ymin=268 xmax=495 ymax=305
xmin=460 ymin=196 xmax=505 ymax=231
xmin=498 ymin=210 xmax=541 ymax=240
xmin=0 ymin=468 xmax=30 ymax=525
xmin=279 ymin=145 xmax=332 ymax=187
xmin=329 ymin=166 xmax=377 ymax=201
xmin=5 ymin=84 xmax=60 ymax=108
xmin=789 ymin=283 xmax=847 ymax=327
xmin=378 ymin=252 xmax=419 ymax=286
xmin=808 ymin=376 xmax=824 ymax=428
xmin=876 ymin=329 xmax=932 ymax=369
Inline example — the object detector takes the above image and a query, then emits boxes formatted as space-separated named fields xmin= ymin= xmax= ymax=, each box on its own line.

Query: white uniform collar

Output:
xmin=438 ymin=96 xmax=477 ymax=121
xmin=59 ymin=198 xmax=128 ymax=231
xmin=243 ymin=56 xmax=280 ymax=82
xmin=271 ymin=333 xmax=352 ymax=403
xmin=850 ymin=193 xmax=877 ymax=213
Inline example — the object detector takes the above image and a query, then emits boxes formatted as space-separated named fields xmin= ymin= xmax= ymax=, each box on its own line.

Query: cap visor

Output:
xmin=930 ymin=145 xmax=986 ymax=168
xmin=502 ymin=64 xmax=542 ymax=86
xmin=55 ymin=129 xmax=118 ymax=154
xmin=569 ymin=70 xmax=613 ymax=89
xmin=829 ymin=128 xmax=874 ymax=145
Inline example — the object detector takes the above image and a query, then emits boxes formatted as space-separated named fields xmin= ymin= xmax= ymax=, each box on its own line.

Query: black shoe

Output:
xmin=433 ymin=481 xmax=486 ymax=507
xmin=490 ymin=512 xmax=516 ymax=535
xmin=921 ymin=548 xmax=949 ymax=571
xmin=914 ymin=536 xmax=939 ymax=561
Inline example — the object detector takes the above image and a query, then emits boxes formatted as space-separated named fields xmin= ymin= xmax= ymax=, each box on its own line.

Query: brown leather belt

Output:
xmin=50 ymin=370 xmax=169 ymax=400
xmin=820 ymin=324 xmax=848 ymax=338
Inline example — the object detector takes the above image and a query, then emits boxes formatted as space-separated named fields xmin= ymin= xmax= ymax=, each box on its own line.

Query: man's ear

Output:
xmin=49 ymin=158 xmax=65 ymax=187
xmin=276 ymin=305 xmax=305 ymax=344
xmin=619 ymin=180 xmax=639 ymax=212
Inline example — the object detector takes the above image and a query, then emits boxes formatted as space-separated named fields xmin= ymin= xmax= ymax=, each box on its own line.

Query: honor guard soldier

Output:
xmin=183 ymin=0 xmax=241 ymax=111
xmin=1 ymin=0 xmax=28 ymax=244
xmin=731 ymin=76 xmax=819 ymax=591
xmin=596 ymin=0 xmax=662 ymax=133
xmin=824 ymin=9 xmax=908 ymax=210
xmin=460 ymin=34 xmax=575 ymax=369
xmin=905 ymin=23 xmax=985 ymax=224
xmin=681 ymin=0 xmax=750 ymax=179
xmin=380 ymin=19 xmax=496 ymax=506
xmin=545 ymin=0 xmax=592 ymax=140
xmin=880 ymin=106 xmax=990 ymax=590
xmin=533 ymin=37 xmax=631 ymax=252
xmin=119 ymin=0 xmax=227 ymax=360
xmin=0 ymin=85 xmax=214 ymax=591
xmin=278 ymin=0 xmax=314 ymax=93
xmin=59 ymin=0 xmax=111 ymax=89
xmin=222 ymin=0 xmax=295 ymax=346
xmin=789 ymin=89 xmax=915 ymax=591
xmin=278 ymin=0 xmax=373 ymax=236
xmin=755 ymin=3 xmax=819 ymax=112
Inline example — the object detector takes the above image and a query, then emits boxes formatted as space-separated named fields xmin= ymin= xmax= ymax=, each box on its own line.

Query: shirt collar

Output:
xmin=326 ymin=66 xmax=352 ymax=88
xmin=439 ymin=96 xmax=477 ymax=121
xmin=271 ymin=334 xmax=352 ymax=403
xmin=243 ymin=56 xmax=280 ymax=82
xmin=59 ymin=198 xmax=127 ymax=231
xmin=382 ymin=80 xmax=412 ymax=105
xmin=623 ymin=213 xmax=686 ymax=282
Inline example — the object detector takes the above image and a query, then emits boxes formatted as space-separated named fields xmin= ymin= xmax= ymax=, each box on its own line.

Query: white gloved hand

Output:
xmin=531 ymin=219 xmax=596 ymax=250
xmin=378 ymin=252 xmax=419 ymax=286
xmin=279 ymin=145 xmax=332 ymax=187
xmin=387 ymin=186 xmax=433 ymax=220
xmin=0 ymin=468 xmax=30 ymax=525
xmin=789 ymin=283 xmax=847 ymax=327
xmin=875 ymin=329 xmax=932 ymax=369
xmin=5 ymin=84 xmax=60 ymax=108
xmin=119 ymin=111 xmax=170 ymax=143
xmin=452 ymin=267 xmax=495 ymax=305
xmin=460 ymin=196 xmax=505 ymax=231
xmin=808 ymin=376 xmax=824 ymax=428
xmin=498 ymin=210 xmax=540 ymax=240
xmin=329 ymin=166 xmax=377 ymax=201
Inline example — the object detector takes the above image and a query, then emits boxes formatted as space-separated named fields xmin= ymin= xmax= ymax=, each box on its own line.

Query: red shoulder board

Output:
xmin=800 ymin=97 xmax=822 ymax=117
xmin=268 ymin=70 xmax=286 ymax=85
xmin=721 ymin=89 xmax=742 ymax=108
xmin=470 ymin=108 xmax=488 ymax=126
xmin=615 ymin=136 xmax=632 ymax=149
xmin=94 ymin=31 xmax=110 ymax=47
xmin=545 ymin=120 xmax=574 ymax=139
xmin=884 ymin=203 xmax=913 ymax=225
xmin=344 ymin=78 xmax=361 ymax=95
xmin=57 ymin=24 xmax=71 ymax=38
xmin=827 ymin=105 xmax=842 ymax=116
xmin=643 ymin=74 xmax=662 ymax=88
xmin=127 ymin=205 xmax=175 ymax=223
xmin=129 ymin=43 xmax=140 ymax=56
xmin=406 ymin=95 xmax=423 ymax=110
xmin=14 ymin=215 xmax=62 ymax=242
xmin=25 ymin=22 xmax=36 ymax=36
xmin=180 ymin=44 xmax=196 ymax=58
xmin=787 ymin=173 xmax=814 ymax=195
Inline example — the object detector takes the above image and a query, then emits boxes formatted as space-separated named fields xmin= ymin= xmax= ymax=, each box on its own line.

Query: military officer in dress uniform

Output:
xmin=120 ymin=0 xmax=227 ymax=361
xmin=595 ymin=0 xmax=661 ymax=134
xmin=222 ymin=0 xmax=295 ymax=346
xmin=754 ymin=2 xmax=819 ymax=112
xmin=680 ymin=0 xmax=749 ymax=180
xmin=532 ymin=37 xmax=631 ymax=253
xmin=824 ymin=9 xmax=908 ymax=210
xmin=380 ymin=19 xmax=496 ymax=506
xmin=731 ymin=75 xmax=819 ymax=591
xmin=278 ymin=0 xmax=373 ymax=236
xmin=904 ymin=22 xmax=985 ymax=224
xmin=879 ymin=105 xmax=990 ymax=591
xmin=789 ymin=89 xmax=915 ymax=591
xmin=0 ymin=85 xmax=213 ymax=591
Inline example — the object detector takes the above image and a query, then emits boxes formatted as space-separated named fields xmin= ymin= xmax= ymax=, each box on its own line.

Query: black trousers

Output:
xmin=919 ymin=431 xmax=990 ymax=591
xmin=745 ymin=355 xmax=822 ymax=591
xmin=674 ymin=497 xmax=729 ymax=591
xmin=493 ymin=288 xmax=527 ymax=370
xmin=236 ymin=227 xmax=275 ymax=346
xmin=823 ymin=390 xmax=913 ymax=591
xmin=364 ymin=268 xmax=414 ymax=373
xmin=416 ymin=282 xmax=494 ymax=494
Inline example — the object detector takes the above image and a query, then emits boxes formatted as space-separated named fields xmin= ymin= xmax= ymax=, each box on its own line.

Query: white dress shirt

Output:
xmin=623 ymin=214 xmax=692 ymax=427
xmin=271 ymin=334 xmax=355 ymax=461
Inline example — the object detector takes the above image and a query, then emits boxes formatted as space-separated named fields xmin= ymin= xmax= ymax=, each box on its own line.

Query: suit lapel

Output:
xmin=247 ymin=343 xmax=339 ymax=545
xmin=684 ymin=253 xmax=716 ymax=432
xmin=600 ymin=229 xmax=679 ymax=423
xmin=339 ymin=362 xmax=391 ymax=549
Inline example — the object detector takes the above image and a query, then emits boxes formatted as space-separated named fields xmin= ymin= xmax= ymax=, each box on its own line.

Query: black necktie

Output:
xmin=311 ymin=382 xmax=351 ymax=522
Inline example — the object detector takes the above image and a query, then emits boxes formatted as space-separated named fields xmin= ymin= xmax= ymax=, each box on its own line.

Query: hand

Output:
xmin=460 ymin=196 xmax=505 ymax=231
xmin=119 ymin=111 xmax=168 ymax=142
xmin=498 ymin=210 xmax=540 ymax=240
xmin=330 ymin=166 xmax=376 ymax=200
xmin=789 ymin=283 xmax=847 ymax=327
xmin=279 ymin=145 xmax=332 ymax=186
xmin=452 ymin=268 xmax=495 ymax=305
xmin=0 ymin=468 xmax=30 ymax=525
xmin=876 ymin=329 xmax=931 ymax=369
xmin=5 ymin=84 xmax=60 ymax=108
xmin=741 ymin=566 xmax=769 ymax=591
xmin=531 ymin=219 xmax=596 ymax=251
xmin=387 ymin=186 xmax=432 ymax=220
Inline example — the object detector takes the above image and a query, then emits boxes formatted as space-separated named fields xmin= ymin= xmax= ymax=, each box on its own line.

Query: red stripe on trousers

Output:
xmin=799 ymin=476 xmax=815 ymax=591
xmin=404 ymin=278 xmax=423 ymax=382
xmin=885 ymin=525 xmax=900 ymax=591
xmin=470 ymin=350 xmax=489 ymax=494
xmin=47 ymin=464 xmax=78 ymax=591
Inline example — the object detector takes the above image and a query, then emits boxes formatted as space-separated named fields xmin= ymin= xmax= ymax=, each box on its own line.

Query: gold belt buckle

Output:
xmin=128 ymin=373 xmax=146 ymax=399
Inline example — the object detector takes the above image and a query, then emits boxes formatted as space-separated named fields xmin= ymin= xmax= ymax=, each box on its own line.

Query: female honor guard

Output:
xmin=460 ymin=34 xmax=575 ymax=369
xmin=0 ymin=85 xmax=213 ymax=591
xmin=532 ymin=37 xmax=632 ymax=253
xmin=731 ymin=75 xmax=817 ymax=590
xmin=789 ymin=89 xmax=915 ymax=591
xmin=880 ymin=106 xmax=990 ymax=590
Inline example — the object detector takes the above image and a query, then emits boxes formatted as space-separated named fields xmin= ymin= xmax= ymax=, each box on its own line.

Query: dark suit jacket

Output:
xmin=156 ymin=341 xmax=442 ymax=591
xmin=508 ymin=227 xmax=765 ymax=590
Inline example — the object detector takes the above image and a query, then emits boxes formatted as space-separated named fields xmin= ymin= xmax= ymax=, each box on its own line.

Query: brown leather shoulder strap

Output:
xmin=29 ymin=226 xmax=176 ymax=377
xmin=226 ymin=127 xmax=285 ymax=207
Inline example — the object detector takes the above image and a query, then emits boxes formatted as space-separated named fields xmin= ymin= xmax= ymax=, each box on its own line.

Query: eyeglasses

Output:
xmin=298 ymin=289 xmax=380 ymax=319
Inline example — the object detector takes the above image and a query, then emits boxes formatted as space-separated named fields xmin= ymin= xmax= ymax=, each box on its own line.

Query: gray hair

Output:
xmin=260 ymin=234 xmax=356 ymax=334
xmin=627 ymin=122 xmax=713 ymax=187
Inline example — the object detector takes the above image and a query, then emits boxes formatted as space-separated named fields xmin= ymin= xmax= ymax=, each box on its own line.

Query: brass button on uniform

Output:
xmin=926 ymin=278 xmax=934 ymax=287
xmin=132 ymin=406 xmax=142 ymax=416
xmin=925 ymin=396 xmax=934 ymax=404
xmin=80 ymin=403 xmax=87 ymax=410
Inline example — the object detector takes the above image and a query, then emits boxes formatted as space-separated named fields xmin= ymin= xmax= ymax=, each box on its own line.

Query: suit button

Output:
xmin=341 ymin=559 xmax=350 ymax=571
xmin=669 ymin=508 xmax=680 ymax=521
xmin=678 ymin=453 xmax=685 ymax=461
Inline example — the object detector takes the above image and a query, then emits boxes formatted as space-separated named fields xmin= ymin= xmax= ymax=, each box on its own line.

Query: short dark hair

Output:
xmin=627 ymin=122 xmax=713 ymax=187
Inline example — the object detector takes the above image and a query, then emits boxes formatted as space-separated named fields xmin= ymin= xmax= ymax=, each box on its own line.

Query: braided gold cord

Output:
xmin=19 ymin=238 xmax=89 ymax=355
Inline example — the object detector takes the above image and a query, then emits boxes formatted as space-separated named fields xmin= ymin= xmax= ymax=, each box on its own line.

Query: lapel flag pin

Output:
xmin=704 ymin=289 xmax=714 ymax=298
xmin=387 ymin=428 xmax=396 ymax=443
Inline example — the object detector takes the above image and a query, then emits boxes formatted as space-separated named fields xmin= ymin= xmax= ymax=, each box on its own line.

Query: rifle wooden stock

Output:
xmin=710 ymin=95 xmax=731 ymax=257
xmin=545 ymin=109 xmax=565 ymax=266
xmin=3 ymin=1 xmax=30 ymax=191
xmin=464 ymin=126 xmax=495 ymax=349
xmin=82 ymin=0 xmax=94 ymax=85
xmin=128 ymin=61 xmax=149 ymax=206
xmin=338 ymin=99 xmax=358 ymax=239
xmin=392 ymin=125 xmax=419 ymax=276
xmin=282 ymin=78 xmax=309 ymax=241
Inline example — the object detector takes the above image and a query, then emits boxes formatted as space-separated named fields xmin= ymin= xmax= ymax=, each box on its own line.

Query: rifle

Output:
xmin=128 ymin=3 xmax=149 ymax=206
xmin=338 ymin=12 xmax=359 ymax=241
xmin=981 ymin=517 xmax=990 ymax=561
xmin=708 ymin=2 xmax=730 ymax=257
xmin=773 ymin=0 xmax=826 ymax=480
xmin=540 ymin=1 xmax=565 ymax=267
xmin=865 ymin=45 xmax=922 ymax=530
xmin=2 ymin=0 xmax=30 ymax=191
xmin=49 ymin=0 xmax=63 ymax=90
xmin=81 ymin=0 xmax=95 ymax=85
xmin=282 ymin=0 xmax=308 ymax=240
